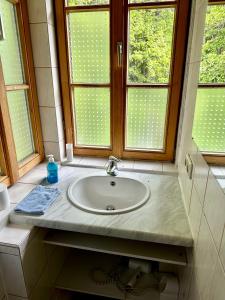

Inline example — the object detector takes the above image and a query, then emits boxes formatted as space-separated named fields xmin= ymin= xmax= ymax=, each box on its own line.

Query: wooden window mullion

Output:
xmin=0 ymin=60 xmax=19 ymax=183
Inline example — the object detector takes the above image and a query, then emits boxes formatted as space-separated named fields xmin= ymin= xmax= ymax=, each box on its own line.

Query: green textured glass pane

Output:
xmin=73 ymin=88 xmax=110 ymax=147
xmin=128 ymin=8 xmax=174 ymax=84
xmin=193 ymin=88 xmax=225 ymax=153
xmin=126 ymin=88 xmax=168 ymax=150
xmin=0 ymin=0 xmax=24 ymax=85
xmin=66 ymin=0 xmax=109 ymax=6
xmin=68 ymin=11 xmax=110 ymax=83
xmin=7 ymin=91 xmax=34 ymax=162
xmin=199 ymin=5 xmax=225 ymax=83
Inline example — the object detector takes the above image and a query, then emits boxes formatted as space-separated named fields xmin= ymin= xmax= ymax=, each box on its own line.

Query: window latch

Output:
xmin=117 ymin=42 xmax=123 ymax=67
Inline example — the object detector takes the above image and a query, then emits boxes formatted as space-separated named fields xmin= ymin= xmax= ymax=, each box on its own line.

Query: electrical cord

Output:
xmin=90 ymin=261 xmax=158 ymax=297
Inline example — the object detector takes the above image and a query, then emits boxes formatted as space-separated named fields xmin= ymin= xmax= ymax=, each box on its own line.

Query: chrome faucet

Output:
xmin=106 ymin=156 xmax=120 ymax=176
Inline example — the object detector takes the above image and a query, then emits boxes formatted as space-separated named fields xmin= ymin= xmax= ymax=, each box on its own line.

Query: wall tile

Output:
xmin=48 ymin=24 xmax=58 ymax=68
xmin=219 ymin=225 xmax=225 ymax=272
xmin=35 ymin=68 xmax=60 ymax=107
xmin=178 ymin=164 xmax=193 ymax=212
xmin=178 ymin=248 xmax=194 ymax=300
xmin=27 ymin=0 xmax=47 ymax=23
xmin=162 ymin=163 xmax=178 ymax=175
xmin=118 ymin=160 xmax=134 ymax=170
xmin=133 ymin=161 xmax=162 ymax=172
xmin=189 ymin=0 xmax=207 ymax=63
xmin=80 ymin=157 xmax=108 ymax=167
xmin=46 ymin=0 xmax=55 ymax=25
xmin=204 ymin=171 xmax=225 ymax=250
xmin=188 ymin=186 xmax=202 ymax=243
xmin=192 ymin=149 xmax=209 ymax=205
xmin=39 ymin=107 xmax=59 ymax=142
xmin=188 ymin=273 xmax=201 ymax=300
xmin=55 ymin=106 xmax=65 ymax=142
xmin=44 ymin=140 xmax=65 ymax=161
xmin=44 ymin=141 xmax=61 ymax=161
xmin=194 ymin=215 xmax=218 ymax=300
xmin=52 ymin=67 xmax=61 ymax=107
xmin=29 ymin=24 xmax=51 ymax=68
xmin=209 ymin=257 xmax=225 ymax=300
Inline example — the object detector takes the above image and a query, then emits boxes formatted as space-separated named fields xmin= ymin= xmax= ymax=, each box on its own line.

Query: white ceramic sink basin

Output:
xmin=68 ymin=174 xmax=150 ymax=215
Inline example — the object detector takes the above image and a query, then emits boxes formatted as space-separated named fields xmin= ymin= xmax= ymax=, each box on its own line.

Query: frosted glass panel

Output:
xmin=0 ymin=0 xmax=24 ymax=85
xmin=126 ymin=88 xmax=168 ymax=150
xmin=199 ymin=4 xmax=225 ymax=83
xmin=7 ymin=91 xmax=34 ymax=162
xmin=73 ymin=88 xmax=110 ymax=147
xmin=128 ymin=8 xmax=174 ymax=83
xmin=68 ymin=11 xmax=110 ymax=83
xmin=66 ymin=0 xmax=109 ymax=6
xmin=193 ymin=88 xmax=225 ymax=153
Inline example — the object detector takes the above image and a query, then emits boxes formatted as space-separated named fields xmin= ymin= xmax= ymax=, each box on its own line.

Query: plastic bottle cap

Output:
xmin=47 ymin=154 xmax=55 ymax=162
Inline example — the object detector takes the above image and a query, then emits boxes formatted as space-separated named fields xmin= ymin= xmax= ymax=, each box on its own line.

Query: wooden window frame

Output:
xmin=55 ymin=0 xmax=190 ymax=161
xmin=197 ymin=0 xmax=225 ymax=165
xmin=0 ymin=0 xmax=44 ymax=185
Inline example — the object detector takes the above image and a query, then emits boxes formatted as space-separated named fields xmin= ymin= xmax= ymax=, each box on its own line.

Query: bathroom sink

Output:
xmin=68 ymin=174 xmax=150 ymax=214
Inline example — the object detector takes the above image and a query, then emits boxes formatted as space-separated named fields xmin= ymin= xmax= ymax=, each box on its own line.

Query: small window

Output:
xmin=193 ymin=1 xmax=225 ymax=164
xmin=0 ymin=0 xmax=43 ymax=184
xmin=56 ymin=0 xmax=190 ymax=160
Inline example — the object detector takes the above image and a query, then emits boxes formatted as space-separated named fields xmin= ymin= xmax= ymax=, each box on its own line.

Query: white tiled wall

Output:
xmin=177 ymin=1 xmax=225 ymax=299
xmin=27 ymin=0 xmax=65 ymax=161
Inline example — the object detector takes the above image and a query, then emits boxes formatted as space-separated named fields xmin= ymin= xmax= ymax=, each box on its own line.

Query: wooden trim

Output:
xmin=204 ymin=155 xmax=225 ymax=165
xmin=65 ymin=5 xmax=109 ymax=12
xmin=0 ymin=59 xmax=19 ymax=183
xmin=71 ymin=83 xmax=110 ymax=88
xmin=128 ymin=1 xmax=176 ymax=9
xmin=18 ymin=153 xmax=43 ymax=178
xmin=0 ymin=176 xmax=10 ymax=187
xmin=0 ymin=134 xmax=8 ymax=177
xmin=127 ymin=84 xmax=169 ymax=88
xmin=5 ymin=84 xmax=29 ymax=91
xmin=198 ymin=84 xmax=225 ymax=88
xmin=6 ymin=0 xmax=19 ymax=4
xmin=73 ymin=148 xmax=112 ymax=157
xmin=111 ymin=0 xmax=124 ymax=157
xmin=208 ymin=0 xmax=225 ymax=5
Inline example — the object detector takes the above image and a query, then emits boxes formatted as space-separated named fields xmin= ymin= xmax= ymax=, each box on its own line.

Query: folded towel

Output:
xmin=14 ymin=185 xmax=61 ymax=215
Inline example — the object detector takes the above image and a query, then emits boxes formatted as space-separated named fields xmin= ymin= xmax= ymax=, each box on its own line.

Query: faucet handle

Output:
xmin=109 ymin=156 xmax=121 ymax=162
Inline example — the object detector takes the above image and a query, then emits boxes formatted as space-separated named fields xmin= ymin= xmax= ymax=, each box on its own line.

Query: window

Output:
xmin=0 ymin=0 xmax=43 ymax=185
xmin=55 ymin=0 xmax=190 ymax=160
xmin=193 ymin=0 xmax=225 ymax=164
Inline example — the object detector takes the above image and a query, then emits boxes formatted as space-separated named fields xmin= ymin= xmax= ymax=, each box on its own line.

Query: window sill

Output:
xmin=61 ymin=156 xmax=178 ymax=176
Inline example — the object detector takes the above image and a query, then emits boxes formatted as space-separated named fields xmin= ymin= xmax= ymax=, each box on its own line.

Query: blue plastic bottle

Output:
xmin=47 ymin=155 xmax=58 ymax=184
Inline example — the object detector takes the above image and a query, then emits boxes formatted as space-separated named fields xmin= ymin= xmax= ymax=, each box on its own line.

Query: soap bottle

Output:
xmin=47 ymin=154 xmax=58 ymax=184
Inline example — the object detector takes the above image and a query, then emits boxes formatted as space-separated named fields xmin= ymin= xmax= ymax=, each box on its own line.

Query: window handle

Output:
xmin=117 ymin=42 xmax=123 ymax=67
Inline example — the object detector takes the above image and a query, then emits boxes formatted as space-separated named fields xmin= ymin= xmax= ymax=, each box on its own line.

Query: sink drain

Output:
xmin=105 ymin=205 xmax=116 ymax=211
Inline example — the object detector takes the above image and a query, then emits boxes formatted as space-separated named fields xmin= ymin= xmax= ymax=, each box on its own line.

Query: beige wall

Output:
xmin=177 ymin=1 xmax=225 ymax=300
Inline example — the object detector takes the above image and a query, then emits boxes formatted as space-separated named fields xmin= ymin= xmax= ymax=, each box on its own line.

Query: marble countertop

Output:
xmin=9 ymin=165 xmax=193 ymax=247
